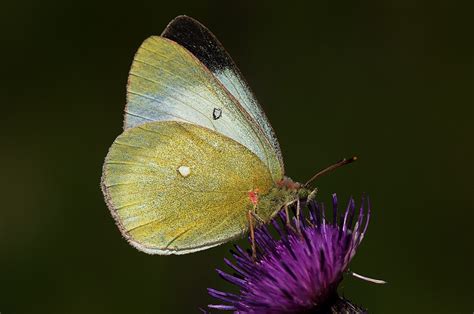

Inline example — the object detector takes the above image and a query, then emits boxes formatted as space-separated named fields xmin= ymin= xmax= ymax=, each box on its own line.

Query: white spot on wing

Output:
xmin=178 ymin=165 xmax=191 ymax=178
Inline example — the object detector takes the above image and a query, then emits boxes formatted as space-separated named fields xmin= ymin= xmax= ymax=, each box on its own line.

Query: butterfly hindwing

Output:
xmin=102 ymin=121 xmax=274 ymax=254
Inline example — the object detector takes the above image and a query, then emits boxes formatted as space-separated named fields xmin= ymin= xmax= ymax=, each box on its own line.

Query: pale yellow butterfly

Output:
xmin=101 ymin=16 xmax=353 ymax=255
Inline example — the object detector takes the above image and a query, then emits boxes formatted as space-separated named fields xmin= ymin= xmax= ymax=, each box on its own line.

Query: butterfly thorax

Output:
xmin=255 ymin=177 xmax=311 ymax=222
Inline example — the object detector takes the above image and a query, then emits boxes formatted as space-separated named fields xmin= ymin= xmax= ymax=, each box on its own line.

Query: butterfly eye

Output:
xmin=212 ymin=108 xmax=222 ymax=120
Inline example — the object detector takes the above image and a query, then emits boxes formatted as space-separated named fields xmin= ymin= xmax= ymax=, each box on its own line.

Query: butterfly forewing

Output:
xmin=125 ymin=36 xmax=282 ymax=181
xmin=161 ymin=15 xmax=284 ymax=174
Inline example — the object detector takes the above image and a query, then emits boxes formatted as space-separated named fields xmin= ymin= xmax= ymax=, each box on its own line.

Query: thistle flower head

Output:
xmin=208 ymin=194 xmax=373 ymax=313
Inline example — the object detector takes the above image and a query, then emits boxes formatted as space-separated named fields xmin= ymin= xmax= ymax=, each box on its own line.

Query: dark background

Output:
xmin=1 ymin=1 xmax=472 ymax=313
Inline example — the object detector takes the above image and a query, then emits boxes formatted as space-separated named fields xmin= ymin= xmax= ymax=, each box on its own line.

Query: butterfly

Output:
xmin=101 ymin=15 xmax=354 ymax=255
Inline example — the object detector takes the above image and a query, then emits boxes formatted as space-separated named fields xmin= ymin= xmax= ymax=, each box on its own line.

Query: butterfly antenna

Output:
xmin=303 ymin=157 xmax=358 ymax=187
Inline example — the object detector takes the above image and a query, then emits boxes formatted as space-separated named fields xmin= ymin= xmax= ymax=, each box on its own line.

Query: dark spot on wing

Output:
xmin=213 ymin=108 xmax=222 ymax=120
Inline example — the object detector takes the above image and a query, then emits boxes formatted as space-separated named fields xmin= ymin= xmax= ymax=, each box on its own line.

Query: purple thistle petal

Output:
xmin=344 ymin=197 xmax=356 ymax=231
xmin=207 ymin=304 xmax=236 ymax=311
xmin=353 ymin=195 xmax=367 ymax=246
xmin=307 ymin=200 xmax=318 ymax=225
xmin=321 ymin=202 xmax=328 ymax=240
xmin=354 ymin=195 xmax=365 ymax=235
xmin=216 ymin=269 xmax=247 ymax=288
xmin=342 ymin=197 xmax=353 ymax=233
xmin=332 ymin=193 xmax=338 ymax=226
xmin=223 ymin=258 xmax=249 ymax=278
xmin=207 ymin=288 xmax=240 ymax=303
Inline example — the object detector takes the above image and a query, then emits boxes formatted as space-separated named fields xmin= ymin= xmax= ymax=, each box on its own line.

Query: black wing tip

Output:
xmin=162 ymin=15 xmax=203 ymax=35
xmin=161 ymin=14 xmax=234 ymax=72
xmin=171 ymin=14 xmax=192 ymax=21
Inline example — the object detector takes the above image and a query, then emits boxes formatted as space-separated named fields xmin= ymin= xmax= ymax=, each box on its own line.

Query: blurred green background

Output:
xmin=1 ymin=0 xmax=472 ymax=313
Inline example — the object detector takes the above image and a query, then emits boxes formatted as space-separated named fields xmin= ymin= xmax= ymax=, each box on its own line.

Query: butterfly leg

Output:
xmin=306 ymin=187 xmax=318 ymax=202
xmin=247 ymin=209 xmax=257 ymax=261
xmin=283 ymin=203 xmax=297 ymax=234
xmin=284 ymin=204 xmax=291 ymax=226
xmin=251 ymin=211 xmax=265 ymax=224
xmin=295 ymin=198 xmax=302 ymax=234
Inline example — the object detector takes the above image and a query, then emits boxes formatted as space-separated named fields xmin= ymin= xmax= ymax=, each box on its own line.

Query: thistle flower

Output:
xmin=208 ymin=194 xmax=383 ymax=313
